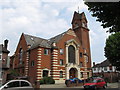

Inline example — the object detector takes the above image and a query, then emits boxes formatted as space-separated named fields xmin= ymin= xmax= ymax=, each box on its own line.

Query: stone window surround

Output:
xmin=65 ymin=39 xmax=81 ymax=79
xmin=44 ymin=49 xmax=49 ymax=55
xmin=41 ymin=68 xmax=50 ymax=78
xmin=60 ymin=71 xmax=63 ymax=78
xmin=65 ymin=39 xmax=80 ymax=65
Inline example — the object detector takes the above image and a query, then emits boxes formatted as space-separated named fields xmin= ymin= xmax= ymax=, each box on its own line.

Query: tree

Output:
xmin=85 ymin=2 xmax=120 ymax=33
xmin=85 ymin=2 xmax=120 ymax=71
xmin=9 ymin=69 xmax=20 ymax=78
xmin=104 ymin=32 xmax=120 ymax=71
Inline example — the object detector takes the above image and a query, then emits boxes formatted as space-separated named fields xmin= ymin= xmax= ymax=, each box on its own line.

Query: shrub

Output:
xmin=40 ymin=77 xmax=55 ymax=84
xmin=10 ymin=69 xmax=20 ymax=77
xmin=40 ymin=79 xmax=44 ymax=84
xmin=48 ymin=77 xmax=55 ymax=84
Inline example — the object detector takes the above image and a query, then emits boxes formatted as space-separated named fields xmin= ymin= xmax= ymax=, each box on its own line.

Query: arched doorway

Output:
xmin=68 ymin=45 xmax=75 ymax=63
xmin=69 ymin=68 xmax=78 ymax=78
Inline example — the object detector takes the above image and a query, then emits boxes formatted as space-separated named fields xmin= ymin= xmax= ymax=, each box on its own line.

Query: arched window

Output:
xmin=68 ymin=45 xmax=75 ymax=63
xmin=19 ymin=48 xmax=23 ymax=64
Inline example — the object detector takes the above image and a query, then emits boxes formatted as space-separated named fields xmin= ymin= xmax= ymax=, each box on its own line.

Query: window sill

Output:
xmin=44 ymin=54 xmax=48 ymax=55
xmin=60 ymin=65 xmax=65 ymax=67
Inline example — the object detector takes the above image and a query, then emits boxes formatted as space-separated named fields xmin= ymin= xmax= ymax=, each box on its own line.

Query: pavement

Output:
xmin=40 ymin=83 xmax=83 ymax=88
xmin=107 ymin=83 xmax=119 ymax=88
xmin=40 ymin=83 xmax=119 ymax=88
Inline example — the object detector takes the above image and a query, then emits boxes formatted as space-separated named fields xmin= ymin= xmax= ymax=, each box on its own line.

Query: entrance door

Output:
xmin=69 ymin=68 xmax=78 ymax=78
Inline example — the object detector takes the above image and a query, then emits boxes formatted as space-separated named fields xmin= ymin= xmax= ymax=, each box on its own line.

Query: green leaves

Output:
xmin=85 ymin=2 xmax=120 ymax=33
xmin=85 ymin=2 xmax=120 ymax=70
xmin=105 ymin=32 xmax=120 ymax=70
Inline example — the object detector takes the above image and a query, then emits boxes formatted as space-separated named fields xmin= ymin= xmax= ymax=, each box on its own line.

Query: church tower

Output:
xmin=72 ymin=11 xmax=91 ymax=69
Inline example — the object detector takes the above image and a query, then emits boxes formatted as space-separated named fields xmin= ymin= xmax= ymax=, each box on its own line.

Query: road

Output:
xmin=39 ymin=88 xmax=119 ymax=90
xmin=40 ymin=83 xmax=119 ymax=88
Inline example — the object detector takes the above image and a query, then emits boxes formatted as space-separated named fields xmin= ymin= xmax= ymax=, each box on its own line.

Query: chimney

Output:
xmin=4 ymin=39 xmax=8 ymax=49
xmin=93 ymin=62 xmax=95 ymax=66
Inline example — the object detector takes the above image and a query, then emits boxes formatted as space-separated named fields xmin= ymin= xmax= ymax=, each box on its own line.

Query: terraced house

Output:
xmin=12 ymin=11 xmax=92 ymax=84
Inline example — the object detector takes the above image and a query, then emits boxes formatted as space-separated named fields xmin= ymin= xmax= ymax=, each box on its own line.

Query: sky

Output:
xmin=0 ymin=0 xmax=109 ymax=64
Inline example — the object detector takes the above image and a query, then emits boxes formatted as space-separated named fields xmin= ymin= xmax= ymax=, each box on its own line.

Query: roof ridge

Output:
xmin=24 ymin=33 xmax=48 ymax=41
xmin=93 ymin=59 xmax=110 ymax=68
xmin=23 ymin=30 xmax=68 ymax=50
xmin=49 ymin=31 xmax=67 ymax=40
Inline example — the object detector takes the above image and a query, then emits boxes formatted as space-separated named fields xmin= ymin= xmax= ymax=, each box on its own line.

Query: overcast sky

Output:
xmin=0 ymin=0 xmax=109 ymax=64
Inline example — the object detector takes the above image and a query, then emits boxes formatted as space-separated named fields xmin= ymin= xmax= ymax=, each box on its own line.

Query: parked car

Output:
xmin=0 ymin=80 xmax=34 ymax=90
xmin=83 ymin=77 xmax=107 ymax=89
xmin=65 ymin=78 xmax=83 ymax=87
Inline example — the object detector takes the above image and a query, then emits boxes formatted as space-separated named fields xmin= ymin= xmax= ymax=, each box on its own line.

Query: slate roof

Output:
xmin=24 ymin=34 xmax=45 ymax=46
xmin=49 ymin=31 xmax=66 ymax=44
xmin=93 ymin=60 xmax=111 ymax=68
xmin=71 ymin=11 xmax=82 ymax=24
xmin=23 ymin=31 xmax=66 ymax=50
xmin=71 ymin=11 xmax=87 ymax=24
xmin=24 ymin=34 xmax=51 ymax=49
xmin=0 ymin=44 xmax=10 ymax=53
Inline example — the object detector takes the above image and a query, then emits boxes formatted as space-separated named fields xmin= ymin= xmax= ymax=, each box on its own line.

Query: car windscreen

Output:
xmin=7 ymin=81 xmax=19 ymax=88
xmin=88 ymin=79 xmax=97 ymax=83
xmin=21 ymin=81 xmax=30 ymax=87
xmin=92 ymin=79 xmax=97 ymax=83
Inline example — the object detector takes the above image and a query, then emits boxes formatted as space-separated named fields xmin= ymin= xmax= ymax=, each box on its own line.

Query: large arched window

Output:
xmin=68 ymin=45 xmax=75 ymax=63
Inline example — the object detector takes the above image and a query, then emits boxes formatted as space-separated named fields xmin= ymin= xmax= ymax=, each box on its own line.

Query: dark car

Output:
xmin=83 ymin=78 xmax=107 ymax=90
xmin=65 ymin=78 xmax=83 ymax=87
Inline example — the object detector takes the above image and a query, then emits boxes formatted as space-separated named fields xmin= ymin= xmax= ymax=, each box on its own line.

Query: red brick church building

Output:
xmin=12 ymin=11 xmax=92 ymax=84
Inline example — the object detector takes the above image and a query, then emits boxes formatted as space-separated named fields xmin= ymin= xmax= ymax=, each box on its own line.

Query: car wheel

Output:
xmin=66 ymin=81 xmax=71 ymax=87
xmin=94 ymin=86 xmax=97 ymax=90
xmin=75 ymin=80 xmax=79 ymax=86
xmin=84 ymin=88 xmax=87 ymax=90
xmin=103 ymin=85 xmax=107 ymax=89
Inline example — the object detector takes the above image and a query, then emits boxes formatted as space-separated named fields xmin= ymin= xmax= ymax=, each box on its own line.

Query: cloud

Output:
xmin=88 ymin=17 xmax=110 ymax=63
xmin=0 ymin=0 xmax=109 ymax=64
xmin=0 ymin=0 xmax=74 ymax=55
xmin=67 ymin=0 xmax=88 ymax=12
xmin=41 ymin=0 xmax=81 ymax=2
